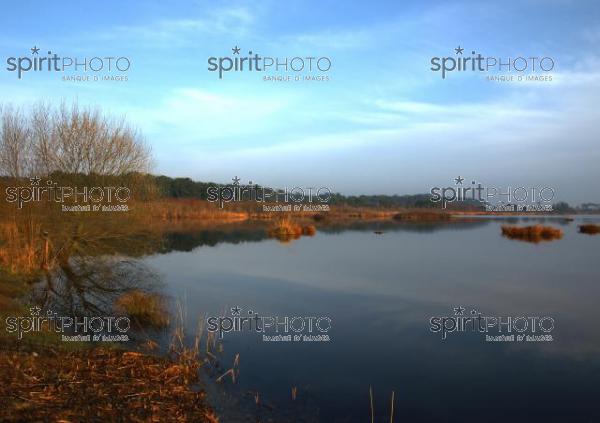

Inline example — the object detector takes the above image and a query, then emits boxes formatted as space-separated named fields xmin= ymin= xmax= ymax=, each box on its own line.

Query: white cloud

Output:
xmin=96 ymin=6 xmax=256 ymax=46
xmin=127 ymin=87 xmax=289 ymax=144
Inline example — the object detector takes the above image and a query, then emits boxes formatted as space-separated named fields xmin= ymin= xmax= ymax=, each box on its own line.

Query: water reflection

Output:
xmin=22 ymin=216 xmax=600 ymax=422
xmin=142 ymin=216 xmax=600 ymax=422
xmin=32 ymin=256 xmax=161 ymax=318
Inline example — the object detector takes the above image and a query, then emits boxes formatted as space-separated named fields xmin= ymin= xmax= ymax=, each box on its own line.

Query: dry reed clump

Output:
xmin=267 ymin=219 xmax=317 ymax=242
xmin=578 ymin=224 xmax=600 ymax=235
xmin=0 ymin=346 xmax=218 ymax=422
xmin=501 ymin=225 xmax=563 ymax=243
xmin=0 ymin=221 xmax=42 ymax=274
xmin=302 ymin=225 xmax=317 ymax=236
xmin=115 ymin=290 xmax=169 ymax=328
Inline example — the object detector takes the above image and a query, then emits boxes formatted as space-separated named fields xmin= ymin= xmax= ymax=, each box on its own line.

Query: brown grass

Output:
xmin=0 ymin=220 xmax=42 ymax=274
xmin=578 ymin=224 xmax=600 ymax=235
xmin=302 ymin=225 xmax=317 ymax=236
xmin=142 ymin=199 xmax=248 ymax=221
xmin=393 ymin=210 xmax=451 ymax=221
xmin=115 ymin=290 xmax=169 ymax=328
xmin=501 ymin=225 xmax=563 ymax=243
xmin=267 ymin=219 xmax=317 ymax=242
xmin=0 ymin=345 xmax=217 ymax=422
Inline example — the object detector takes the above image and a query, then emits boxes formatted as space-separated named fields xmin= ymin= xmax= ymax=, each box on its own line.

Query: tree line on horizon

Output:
xmin=0 ymin=102 xmax=591 ymax=211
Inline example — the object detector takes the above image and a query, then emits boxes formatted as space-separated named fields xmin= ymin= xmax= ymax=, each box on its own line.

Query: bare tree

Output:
xmin=0 ymin=105 xmax=34 ymax=178
xmin=0 ymin=102 xmax=153 ymax=178
xmin=30 ymin=103 xmax=55 ymax=176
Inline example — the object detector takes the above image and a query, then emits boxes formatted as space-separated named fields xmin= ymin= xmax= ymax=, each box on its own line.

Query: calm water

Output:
xmin=144 ymin=217 xmax=600 ymax=422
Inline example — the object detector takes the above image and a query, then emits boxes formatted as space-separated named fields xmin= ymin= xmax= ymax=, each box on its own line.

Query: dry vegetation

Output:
xmin=393 ymin=210 xmax=452 ymax=221
xmin=142 ymin=198 xmax=248 ymax=221
xmin=0 ymin=220 xmax=42 ymax=274
xmin=578 ymin=224 xmax=600 ymax=235
xmin=501 ymin=225 xmax=563 ymax=243
xmin=267 ymin=218 xmax=317 ymax=243
xmin=0 ymin=346 xmax=218 ymax=422
xmin=115 ymin=290 xmax=170 ymax=328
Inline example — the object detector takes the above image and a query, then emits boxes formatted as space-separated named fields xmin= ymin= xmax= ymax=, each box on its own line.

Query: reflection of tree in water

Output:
xmin=318 ymin=219 xmax=490 ymax=235
xmin=160 ymin=228 xmax=267 ymax=253
xmin=30 ymin=225 xmax=162 ymax=318
xmin=156 ymin=220 xmax=493 ymax=253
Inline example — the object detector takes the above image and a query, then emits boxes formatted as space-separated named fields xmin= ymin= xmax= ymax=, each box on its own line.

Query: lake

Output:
xmin=142 ymin=216 xmax=600 ymax=422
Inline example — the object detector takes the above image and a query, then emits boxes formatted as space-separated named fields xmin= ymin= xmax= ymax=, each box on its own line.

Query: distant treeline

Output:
xmin=1 ymin=173 xmax=595 ymax=212
xmin=150 ymin=175 xmax=468 ymax=209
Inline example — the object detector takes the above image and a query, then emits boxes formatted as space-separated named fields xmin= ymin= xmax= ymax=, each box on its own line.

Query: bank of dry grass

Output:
xmin=0 ymin=344 xmax=218 ymax=422
xmin=142 ymin=199 xmax=248 ymax=221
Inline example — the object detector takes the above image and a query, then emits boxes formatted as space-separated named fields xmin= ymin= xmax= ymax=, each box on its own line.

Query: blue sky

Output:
xmin=1 ymin=0 xmax=599 ymax=203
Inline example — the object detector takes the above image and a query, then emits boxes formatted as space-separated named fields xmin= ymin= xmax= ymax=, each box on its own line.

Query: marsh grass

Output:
xmin=578 ymin=224 xmax=600 ymax=235
xmin=0 ymin=220 xmax=42 ymax=274
xmin=115 ymin=290 xmax=169 ymax=328
xmin=144 ymin=198 xmax=248 ymax=221
xmin=302 ymin=225 xmax=317 ymax=236
xmin=393 ymin=210 xmax=451 ymax=221
xmin=267 ymin=219 xmax=318 ymax=243
xmin=0 ymin=344 xmax=218 ymax=422
xmin=501 ymin=225 xmax=563 ymax=243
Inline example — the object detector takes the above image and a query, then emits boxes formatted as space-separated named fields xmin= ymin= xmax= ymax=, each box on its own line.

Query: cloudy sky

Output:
xmin=1 ymin=0 xmax=599 ymax=203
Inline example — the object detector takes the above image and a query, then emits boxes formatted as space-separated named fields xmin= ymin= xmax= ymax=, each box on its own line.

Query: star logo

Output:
xmin=232 ymin=176 xmax=241 ymax=185
xmin=232 ymin=46 xmax=241 ymax=55
xmin=30 ymin=46 xmax=40 ymax=55
xmin=30 ymin=306 xmax=41 ymax=316
xmin=29 ymin=176 xmax=41 ymax=186
xmin=230 ymin=306 xmax=242 ymax=316
xmin=454 ymin=176 xmax=464 ymax=185
xmin=454 ymin=46 xmax=464 ymax=55
xmin=453 ymin=306 xmax=465 ymax=316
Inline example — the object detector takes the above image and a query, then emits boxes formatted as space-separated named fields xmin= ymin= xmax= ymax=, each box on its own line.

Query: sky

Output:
xmin=1 ymin=0 xmax=599 ymax=203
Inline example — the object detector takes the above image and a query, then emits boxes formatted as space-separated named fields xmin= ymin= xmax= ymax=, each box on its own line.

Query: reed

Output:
xmin=370 ymin=386 xmax=374 ymax=423
xmin=143 ymin=198 xmax=248 ymax=221
xmin=0 ymin=344 xmax=217 ymax=421
xmin=390 ymin=390 xmax=395 ymax=423
xmin=501 ymin=225 xmax=563 ymax=243
xmin=578 ymin=224 xmax=600 ymax=235
xmin=0 ymin=220 xmax=42 ymax=274
xmin=301 ymin=224 xmax=317 ymax=236
xmin=115 ymin=290 xmax=169 ymax=328
xmin=267 ymin=218 xmax=318 ymax=242
xmin=216 ymin=353 xmax=241 ymax=384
